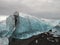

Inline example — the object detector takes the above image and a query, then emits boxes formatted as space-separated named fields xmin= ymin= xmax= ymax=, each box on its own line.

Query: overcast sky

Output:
xmin=0 ymin=0 xmax=60 ymax=19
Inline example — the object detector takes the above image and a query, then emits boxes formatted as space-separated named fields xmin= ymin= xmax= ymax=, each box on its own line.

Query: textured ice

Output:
xmin=0 ymin=15 xmax=15 ymax=38
xmin=12 ymin=13 xmax=60 ymax=39
xmin=0 ymin=13 xmax=60 ymax=39
xmin=0 ymin=13 xmax=60 ymax=45
xmin=6 ymin=15 xmax=15 ymax=37
xmin=0 ymin=37 xmax=9 ymax=45
xmin=0 ymin=15 xmax=15 ymax=45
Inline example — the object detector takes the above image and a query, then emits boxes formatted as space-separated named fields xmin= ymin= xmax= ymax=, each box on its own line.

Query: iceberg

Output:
xmin=6 ymin=15 xmax=15 ymax=38
xmin=0 ymin=37 xmax=9 ymax=45
xmin=0 ymin=12 xmax=60 ymax=45
xmin=0 ymin=12 xmax=60 ymax=39
xmin=0 ymin=16 xmax=9 ymax=45
xmin=12 ymin=12 xmax=60 ymax=39
xmin=0 ymin=15 xmax=15 ymax=38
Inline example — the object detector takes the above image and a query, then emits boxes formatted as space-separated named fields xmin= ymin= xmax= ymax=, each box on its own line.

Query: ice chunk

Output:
xmin=0 ymin=16 xmax=8 ymax=37
xmin=0 ymin=12 xmax=60 ymax=40
xmin=0 ymin=37 xmax=9 ymax=45
xmin=6 ymin=15 xmax=15 ymax=37
xmin=12 ymin=13 xmax=56 ymax=39
xmin=52 ymin=25 xmax=60 ymax=37
xmin=0 ymin=15 xmax=15 ymax=45
xmin=0 ymin=15 xmax=15 ymax=38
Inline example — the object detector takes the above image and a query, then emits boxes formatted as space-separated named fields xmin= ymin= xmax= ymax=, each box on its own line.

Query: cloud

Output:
xmin=0 ymin=0 xmax=60 ymax=19
xmin=20 ymin=0 xmax=60 ymax=13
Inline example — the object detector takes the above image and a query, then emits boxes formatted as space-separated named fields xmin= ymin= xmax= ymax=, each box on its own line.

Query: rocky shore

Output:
xmin=9 ymin=32 xmax=60 ymax=45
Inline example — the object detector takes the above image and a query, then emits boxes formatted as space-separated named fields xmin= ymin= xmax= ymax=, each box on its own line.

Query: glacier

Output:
xmin=0 ymin=12 xmax=60 ymax=45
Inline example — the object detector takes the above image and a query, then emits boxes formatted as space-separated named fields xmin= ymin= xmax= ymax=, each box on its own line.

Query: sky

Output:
xmin=0 ymin=0 xmax=60 ymax=19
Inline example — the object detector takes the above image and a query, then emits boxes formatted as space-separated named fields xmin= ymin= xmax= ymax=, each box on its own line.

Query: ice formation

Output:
xmin=0 ymin=13 xmax=60 ymax=39
xmin=12 ymin=13 xmax=60 ymax=39
xmin=0 ymin=12 xmax=60 ymax=45
xmin=13 ymin=13 xmax=53 ymax=39
xmin=0 ymin=37 xmax=9 ymax=45
xmin=0 ymin=16 xmax=9 ymax=45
